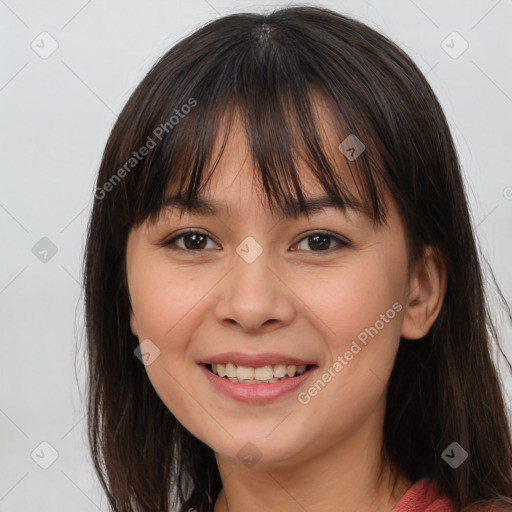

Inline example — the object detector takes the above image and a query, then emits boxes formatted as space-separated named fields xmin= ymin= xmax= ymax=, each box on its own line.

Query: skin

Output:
xmin=126 ymin=101 xmax=447 ymax=512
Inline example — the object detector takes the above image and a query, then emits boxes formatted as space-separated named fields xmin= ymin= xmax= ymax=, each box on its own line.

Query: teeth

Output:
xmin=254 ymin=365 xmax=273 ymax=380
xmin=217 ymin=363 xmax=226 ymax=377
xmin=237 ymin=365 xmax=254 ymax=380
xmin=210 ymin=362 xmax=309 ymax=383
xmin=225 ymin=363 xmax=237 ymax=378
xmin=274 ymin=364 xmax=287 ymax=378
xmin=286 ymin=365 xmax=296 ymax=376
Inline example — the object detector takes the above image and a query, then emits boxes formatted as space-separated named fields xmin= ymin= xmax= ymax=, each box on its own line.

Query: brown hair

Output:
xmin=83 ymin=5 xmax=512 ymax=511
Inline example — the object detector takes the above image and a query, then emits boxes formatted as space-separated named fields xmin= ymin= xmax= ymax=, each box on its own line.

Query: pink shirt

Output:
xmin=391 ymin=477 xmax=512 ymax=512
xmin=391 ymin=478 xmax=455 ymax=512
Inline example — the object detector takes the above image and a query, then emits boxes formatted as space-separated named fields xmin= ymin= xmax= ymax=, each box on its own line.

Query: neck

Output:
xmin=212 ymin=410 xmax=411 ymax=512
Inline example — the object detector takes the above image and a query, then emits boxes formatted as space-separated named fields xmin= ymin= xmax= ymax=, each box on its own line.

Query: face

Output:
xmin=126 ymin=106 xmax=413 ymax=470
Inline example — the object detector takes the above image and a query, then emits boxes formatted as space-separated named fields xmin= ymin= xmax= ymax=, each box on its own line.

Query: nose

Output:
xmin=213 ymin=247 xmax=295 ymax=334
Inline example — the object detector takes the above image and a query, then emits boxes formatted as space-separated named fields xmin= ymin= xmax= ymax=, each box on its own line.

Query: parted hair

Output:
xmin=83 ymin=6 xmax=512 ymax=511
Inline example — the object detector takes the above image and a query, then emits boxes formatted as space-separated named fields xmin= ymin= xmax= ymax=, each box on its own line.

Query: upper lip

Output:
xmin=199 ymin=352 xmax=316 ymax=367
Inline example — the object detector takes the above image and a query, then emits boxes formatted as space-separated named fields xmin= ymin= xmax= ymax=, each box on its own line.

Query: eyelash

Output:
xmin=160 ymin=229 xmax=351 ymax=254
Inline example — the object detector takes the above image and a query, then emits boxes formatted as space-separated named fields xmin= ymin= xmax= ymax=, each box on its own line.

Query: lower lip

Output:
xmin=199 ymin=364 xmax=318 ymax=403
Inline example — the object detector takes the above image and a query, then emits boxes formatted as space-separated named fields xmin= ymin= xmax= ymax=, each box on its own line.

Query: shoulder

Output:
xmin=392 ymin=477 xmax=454 ymax=512
xmin=392 ymin=477 xmax=512 ymax=512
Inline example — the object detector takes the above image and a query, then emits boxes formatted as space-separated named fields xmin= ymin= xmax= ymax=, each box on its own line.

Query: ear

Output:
xmin=129 ymin=307 xmax=139 ymax=337
xmin=401 ymin=246 xmax=447 ymax=340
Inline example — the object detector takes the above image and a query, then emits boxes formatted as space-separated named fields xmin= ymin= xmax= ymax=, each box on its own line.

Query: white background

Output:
xmin=1 ymin=0 xmax=511 ymax=510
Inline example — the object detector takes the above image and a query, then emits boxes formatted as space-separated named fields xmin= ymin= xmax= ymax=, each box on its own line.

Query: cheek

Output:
xmin=127 ymin=261 xmax=209 ymax=421
xmin=129 ymin=260 xmax=206 ymax=340
xmin=290 ymin=264 xmax=405 ymax=438
xmin=302 ymin=262 xmax=404 ymax=350
xmin=294 ymin=254 xmax=407 ymax=407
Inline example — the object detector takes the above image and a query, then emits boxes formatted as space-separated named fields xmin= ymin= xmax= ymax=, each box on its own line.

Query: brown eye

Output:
xmin=294 ymin=231 xmax=349 ymax=252
xmin=161 ymin=230 xmax=349 ymax=254
xmin=163 ymin=230 xmax=219 ymax=251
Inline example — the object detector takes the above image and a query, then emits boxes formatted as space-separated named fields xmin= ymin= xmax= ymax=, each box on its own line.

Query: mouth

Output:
xmin=199 ymin=361 xmax=319 ymax=403
xmin=198 ymin=352 xmax=319 ymax=403
xmin=204 ymin=362 xmax=316 ymax=384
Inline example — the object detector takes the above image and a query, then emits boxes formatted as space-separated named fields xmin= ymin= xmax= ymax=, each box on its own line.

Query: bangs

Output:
xmin=119 ymin=15 xmax=397 ymax=229
xmin=147 ymin=92 xmax=386 ymax=227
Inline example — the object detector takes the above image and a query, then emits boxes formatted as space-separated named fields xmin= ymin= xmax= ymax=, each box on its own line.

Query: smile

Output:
xmin=200 ymin=363 xmax=318 ymax=403
xmin=207 ymin=362 xmax=311 ymax=383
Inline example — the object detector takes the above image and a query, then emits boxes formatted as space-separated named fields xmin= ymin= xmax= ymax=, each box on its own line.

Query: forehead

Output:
xmin=163 ymin=95 xmax=371 ymax=220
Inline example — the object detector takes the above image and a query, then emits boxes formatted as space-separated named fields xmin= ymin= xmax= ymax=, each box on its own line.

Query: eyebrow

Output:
xmin=161 ymin=194 xmax=373 ymax=220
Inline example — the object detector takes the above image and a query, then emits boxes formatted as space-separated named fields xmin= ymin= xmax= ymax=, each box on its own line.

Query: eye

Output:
xmin=162 ymin=230 xmax=220 ymax=252
xmin=293 ymin=231 xmax=350 ymax=253
xmin=160 ymin=229 xmax=350 ymax=253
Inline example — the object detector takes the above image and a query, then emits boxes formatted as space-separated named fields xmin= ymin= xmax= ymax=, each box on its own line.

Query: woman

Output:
xmin=84 ymin=6 xmax=512 ymax=511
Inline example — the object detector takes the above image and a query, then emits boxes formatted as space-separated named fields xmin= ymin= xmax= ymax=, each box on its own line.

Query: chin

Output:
xmin=206 ymin=429 xmax=308 ymax=467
